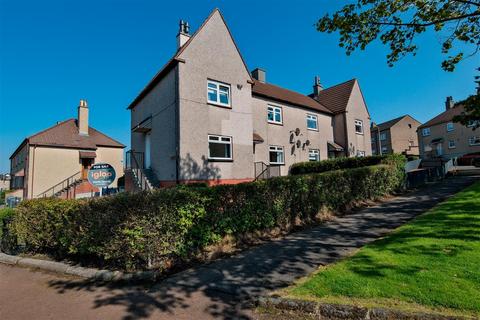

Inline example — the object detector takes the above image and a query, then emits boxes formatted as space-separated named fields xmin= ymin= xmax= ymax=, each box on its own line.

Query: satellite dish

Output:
xmin=295 ymin=128 xmax=301 ymax=136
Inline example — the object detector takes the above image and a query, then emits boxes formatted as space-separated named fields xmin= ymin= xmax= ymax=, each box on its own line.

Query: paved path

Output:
xmin=1 ymin=176 xmax=477 ymax=320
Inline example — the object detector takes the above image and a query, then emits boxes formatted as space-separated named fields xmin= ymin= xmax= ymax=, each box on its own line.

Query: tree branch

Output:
xmin=372 ymin=11 xmax=480 ymax=27
xmin=452 ymin=0 xmax=480 ymax=7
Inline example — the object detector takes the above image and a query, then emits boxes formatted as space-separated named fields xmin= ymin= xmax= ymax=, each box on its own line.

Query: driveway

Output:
xmin=0 ymin=175 xmax=477 ymax=320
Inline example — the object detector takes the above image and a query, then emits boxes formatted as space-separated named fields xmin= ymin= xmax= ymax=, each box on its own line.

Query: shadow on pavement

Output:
xmin=47 ymin=176 xmax=478 ymax=320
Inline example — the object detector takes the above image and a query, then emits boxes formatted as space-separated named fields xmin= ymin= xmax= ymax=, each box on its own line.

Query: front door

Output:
xmin=436 ymin=143 xmax=443 ymax=157
xmin=144 ymin=132 xmax=151 ymax=169
xmin=81 ymin=158 xmax=94 ymax=180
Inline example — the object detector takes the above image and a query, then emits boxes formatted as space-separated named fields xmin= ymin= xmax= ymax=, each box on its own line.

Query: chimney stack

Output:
xmin=445 ymin=96 xmax=454 ymax=111
xmin=313 ymin=76 xmax=323 ymax=97
xmin=251 ymin=68 xmax=266 ymax=83
xmin=78 ymin=99 xmax=89 ymax=136
xmin=177 ymin=19 xmax=191 ymax=49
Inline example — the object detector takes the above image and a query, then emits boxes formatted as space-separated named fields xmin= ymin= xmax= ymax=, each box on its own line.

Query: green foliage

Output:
xmin=0 ymin=207 xmax=15 ymax=239
xmin=317 ymin=1 xmax=480 ymax=71
xmin=8 ymin=163 xmax=404 ymax=272
xmin=290 ymin=154 xmax=405 ymax=175
xmin=287 ymin=181 xmax=480 ymax=316
xmin=452 ymin=71 xmax=480 ymax=130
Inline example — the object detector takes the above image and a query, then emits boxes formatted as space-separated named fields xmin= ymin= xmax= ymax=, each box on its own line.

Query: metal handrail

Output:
xmin=36 ymin=171 xmax=82 ymax=198
xmin=126 ymin=150 xmax=151 ymax=191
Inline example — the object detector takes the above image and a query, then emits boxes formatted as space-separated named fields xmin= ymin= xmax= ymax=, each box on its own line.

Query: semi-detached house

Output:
xmin=126 ymin=9 xmax=371 ymax=189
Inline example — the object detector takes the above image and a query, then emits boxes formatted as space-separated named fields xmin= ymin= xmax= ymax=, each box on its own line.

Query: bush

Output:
xmin=9 ymin=163 xmax=405 ymax=272
xmin=289 ymin=154 xmax=403 ymax=175
xmin=0 ymin=207 xmax=15 ymax=239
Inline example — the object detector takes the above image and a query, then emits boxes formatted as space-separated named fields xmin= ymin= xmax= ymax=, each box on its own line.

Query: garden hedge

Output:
xmin=7 ymin=156 xmax=405 ymax=272
xmin=289 ymin=154 xmax=403 ymax=175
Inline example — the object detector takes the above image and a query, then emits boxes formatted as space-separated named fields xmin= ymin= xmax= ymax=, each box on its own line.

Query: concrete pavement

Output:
xmin=1 ymin=176 xmax=477 ymax=320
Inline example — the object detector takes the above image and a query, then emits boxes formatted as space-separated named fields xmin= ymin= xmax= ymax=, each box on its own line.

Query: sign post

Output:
xmin=87 ymin=163 xmax=116 ymax=196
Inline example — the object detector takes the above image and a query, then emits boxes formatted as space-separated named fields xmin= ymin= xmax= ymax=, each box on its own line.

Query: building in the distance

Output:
xmin=9 ymin=100 xmax=125 ymax=199
xmin=0 ymin=174 xmax=10 ymax=192
xmin=126 ymin=9 xmax=372 ymax=189
xmin=418 ymin=96 xmax=479 ymax=160
xmin=371 ymin=115 xmax=421 ymax=156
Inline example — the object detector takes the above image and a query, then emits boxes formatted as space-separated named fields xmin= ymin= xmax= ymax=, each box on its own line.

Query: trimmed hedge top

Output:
xmin=290 ymin=154 xmax=404 ymax=175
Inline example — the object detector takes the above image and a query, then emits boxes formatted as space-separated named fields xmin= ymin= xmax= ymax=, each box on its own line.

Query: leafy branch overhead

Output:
xmin=317 ymin=0 xmax=480 ymax=71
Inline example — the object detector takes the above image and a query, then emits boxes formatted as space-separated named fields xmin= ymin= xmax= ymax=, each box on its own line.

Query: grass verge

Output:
xmin=281 ymin=181 xmax=480 ymax=318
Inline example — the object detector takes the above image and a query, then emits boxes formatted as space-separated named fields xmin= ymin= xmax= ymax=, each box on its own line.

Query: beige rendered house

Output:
xmin=9 ymin=100 xmax=125 ymax=199
xmin=371 ymin=115 xmax=421 ymax=156
xmin=127 ymin=9 xmax=371 ymax=188
xmin=418 ymin=97 xmax=480 ymax=160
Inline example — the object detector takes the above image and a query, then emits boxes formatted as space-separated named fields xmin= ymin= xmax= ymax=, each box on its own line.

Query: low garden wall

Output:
xmin=2 ymin=155 xmax=405 ymax=273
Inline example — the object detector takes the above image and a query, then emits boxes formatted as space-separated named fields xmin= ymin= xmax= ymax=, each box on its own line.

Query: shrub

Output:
xmin=9 ymin=163 xmax=404 ymax=272
xmin=0 ymin=207 xmax=15 ymax=239
xmin=290 ymin=154 xmax=406 ymax=175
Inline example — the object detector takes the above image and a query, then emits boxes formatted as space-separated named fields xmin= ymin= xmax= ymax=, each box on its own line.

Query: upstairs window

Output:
xmin=309 ymin=149 xmax=320 ymax=161
xmin=207 ymin=80 xmax=230 ymax=107
xmin=355 ymin=119 xmax=364 ymax=134
xmin=448 ymin=140 xmax=456 ymax=149
xmin=269 ymin=146 xmax=284 ymax=164
xmin=422 ymin=128 xmax=431 ymax=136
xmin=380 ymin=132 xmax=387 ymax=141
xmin=446 ymin=122 xmax=454 ymax=132
xmin=208 ymin=135 xmax=232 ymax=160
xmin=469 ymin=136 xmax=480 ymax=146
xmin=307 ymin=114 xmax=318 ymax=130
xmin=267 ymin=105 xmax=282 ymax=124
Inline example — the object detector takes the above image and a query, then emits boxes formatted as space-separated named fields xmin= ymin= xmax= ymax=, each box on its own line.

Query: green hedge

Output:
xmin=8 ymin=162 xmax=405 ymax=272
xmin=289 ymin=154 xmax=405 ymax=175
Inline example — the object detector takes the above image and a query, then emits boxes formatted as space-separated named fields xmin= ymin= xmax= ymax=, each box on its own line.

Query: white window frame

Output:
xmin=469 ymin=136 xmax=480 ymax=146
xmin=207 ymin=80 xmax=231 ymax=107
xmin=208 ymin=134 xmax=233 ymax=160
xmin=448 ymin=140 xmax=456 ymax=149
xmin=308 ymin=149 xmax=320 ymax=161
xmin=267 ymin=105 xmax=283 ymax=124
xmin=306 ymin=114 xmax=318 ymax=131
xmin=446 ymin=122 xmax=454 ymax=132
xmin=269 ymin=145 xmax=285 ymax=165
xmin=467 ymin=120 xmax=479 ymax=128
xmin=380 ymin=132 xmax=387 ymax=141
xmin=354 ymin=119 xmax=364 ymax=134
xmin=422 ymin=128 xmax=431 ymax=136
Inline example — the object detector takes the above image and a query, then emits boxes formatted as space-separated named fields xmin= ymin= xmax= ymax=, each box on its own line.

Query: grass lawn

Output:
xmin=283 ymin=181 xmax=480 ymax=318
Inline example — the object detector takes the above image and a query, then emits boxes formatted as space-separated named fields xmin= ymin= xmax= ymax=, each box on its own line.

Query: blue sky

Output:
xmin=0 ymin=0 xmax=478 ymax=173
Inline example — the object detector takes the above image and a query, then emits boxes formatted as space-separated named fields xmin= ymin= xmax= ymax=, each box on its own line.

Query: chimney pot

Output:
xmin=177 ymin=19 xmax=191 ymax=48
xmin=251 ymin=68 xmax=266 ymax=83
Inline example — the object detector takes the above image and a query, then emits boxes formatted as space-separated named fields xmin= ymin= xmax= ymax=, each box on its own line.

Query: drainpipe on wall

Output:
xmin=378 ymin=127 xmax=382 ymax=156
xmin=174 ymin=65 xmax=180 ymax=184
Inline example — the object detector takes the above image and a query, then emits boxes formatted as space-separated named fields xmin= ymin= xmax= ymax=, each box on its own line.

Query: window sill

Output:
xmin=208 ymin=101 xmax=232 ymax=109
xmin=307 ymin=128 xmax=319 ymax=132
xmin=269 ymin=163 xmax=285 ymax=166
xmin=208 ymin=158 xmax=234 ymax=162
xmin=355 ymin=132 xmax=364 ymax=135
xmin=268 ymin=121 xmax=283 ymax=126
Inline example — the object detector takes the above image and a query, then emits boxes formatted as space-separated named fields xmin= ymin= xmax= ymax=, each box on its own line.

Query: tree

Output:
xmin=452 ymin=69 xmax=480 ymax=129
xmin=317 ymin=0 xmax=480 ymax=71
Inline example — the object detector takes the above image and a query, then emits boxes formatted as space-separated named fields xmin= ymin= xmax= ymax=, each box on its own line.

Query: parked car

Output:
xmin=457 ymin=152 xmax=480 ymax=166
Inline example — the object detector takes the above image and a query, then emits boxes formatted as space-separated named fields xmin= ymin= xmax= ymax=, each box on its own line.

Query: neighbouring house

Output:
xmin=418 ymin=96 xmax=479 ymax=160
xmin=9 ymin=100 xmax=125 ymax=200
xmin=371 ymin=115 xmax=421 ymax=156
xmin=126 ymin=9 xmax=371 ymax=189
xmin=0 ymin=174 xmax=10 ymax=191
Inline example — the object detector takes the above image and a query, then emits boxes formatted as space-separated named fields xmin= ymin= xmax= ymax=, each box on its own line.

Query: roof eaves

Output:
xmin=252 ymin=91 xmax=332 ymax=116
